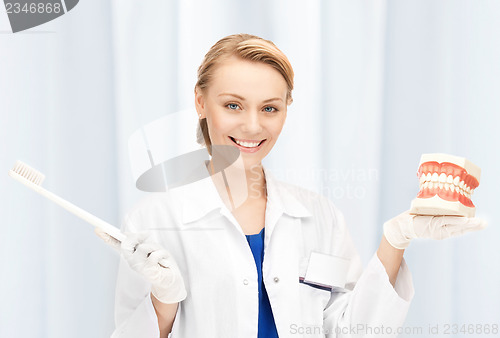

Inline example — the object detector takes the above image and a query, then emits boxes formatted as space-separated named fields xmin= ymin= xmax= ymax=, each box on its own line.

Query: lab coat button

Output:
xmin=273 ymin=277 xmax=280 ymax=283
xmin=243 ymin=279 xmax=249 ymax=285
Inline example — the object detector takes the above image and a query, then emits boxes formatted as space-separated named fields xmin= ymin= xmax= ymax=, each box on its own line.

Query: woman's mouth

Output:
xmin=229 ymin=136 xmax=266 ymax=153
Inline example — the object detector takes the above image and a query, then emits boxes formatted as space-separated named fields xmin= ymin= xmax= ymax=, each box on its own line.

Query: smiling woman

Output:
xmin=195 ymin=55 xmax=288 ymax=165
xmin=96 ymin=33 xmax=487 ymax=338
xmin=194 ymin=34 xmax=293 ymax=160
xmin=192 ymin=35 xmax=292 ymax=241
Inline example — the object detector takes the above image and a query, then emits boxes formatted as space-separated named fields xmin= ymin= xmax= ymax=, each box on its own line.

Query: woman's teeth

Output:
xmin=233 ymin=138 xmax=262 ymax=148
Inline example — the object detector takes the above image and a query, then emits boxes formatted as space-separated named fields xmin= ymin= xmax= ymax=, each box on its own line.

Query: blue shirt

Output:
xmin=245 ymin=227 xmax=279 ymax=338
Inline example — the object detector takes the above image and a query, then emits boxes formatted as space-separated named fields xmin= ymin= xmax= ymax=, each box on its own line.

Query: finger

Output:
xmin=158 ymin=258 xmax=170 ymax=269
xmin=440 ymin=216 xmax=469 ymax=225
xmin=146 ymin=250 xmax=171 ymax=273
xmin=147 ymin=249 xmax=171 ymax=267
xmin=443 ymin=219 xmax=488 ymax=235
xmin=470 ymin=218 xmax=488 ymax=230
xmin=134 ymin=242 xmax=161 ymax=261
xmin=424 ymin=223 xmax=453 ymax=240
xmin=141 ymin=250 xmax=173 ymax=282
xmin=427 ymin=216 xmax=467 ymax=228
xmin=436 ymin=217 xmax=487 ymax=229
xmin=121 ymin=232 xmax=150 ymax=254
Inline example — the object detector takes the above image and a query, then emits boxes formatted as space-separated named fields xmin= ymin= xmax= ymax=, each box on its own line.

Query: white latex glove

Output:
xmin=383 ymin=211 xmax=488 ymax=250
xmin=95 ymin=228 xmax=187 ymax=304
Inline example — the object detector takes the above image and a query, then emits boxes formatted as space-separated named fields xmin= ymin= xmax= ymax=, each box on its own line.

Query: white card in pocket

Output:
xmin=304 ymin=252 xmax=350 ymax=289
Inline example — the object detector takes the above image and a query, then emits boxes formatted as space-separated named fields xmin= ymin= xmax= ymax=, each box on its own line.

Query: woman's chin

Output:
xmin=225 ymin=154 xmax=263 ymax=173
xmin=211 ymin=142 xmax=270 ymax=171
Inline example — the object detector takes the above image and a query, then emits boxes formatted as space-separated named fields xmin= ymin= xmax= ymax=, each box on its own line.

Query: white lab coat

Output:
xmin=111 ymin=166 xmax=414 ymax=338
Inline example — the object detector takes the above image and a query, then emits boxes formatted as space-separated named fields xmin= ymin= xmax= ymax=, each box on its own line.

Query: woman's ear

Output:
xmin=194 ymin=88 xmax=205 ymax=119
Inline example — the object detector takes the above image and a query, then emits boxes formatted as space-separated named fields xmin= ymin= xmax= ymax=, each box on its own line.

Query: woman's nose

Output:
xmin=241 ymin=111 xmax=263 ymax=134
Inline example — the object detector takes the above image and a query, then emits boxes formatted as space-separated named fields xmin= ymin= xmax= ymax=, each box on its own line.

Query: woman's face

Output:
xmin=195 ymin=56 xmax=288 ymax=170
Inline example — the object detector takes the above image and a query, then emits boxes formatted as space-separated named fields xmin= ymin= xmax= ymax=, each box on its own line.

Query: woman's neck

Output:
xmin=207 ymin=160 xmax=267 ymax=211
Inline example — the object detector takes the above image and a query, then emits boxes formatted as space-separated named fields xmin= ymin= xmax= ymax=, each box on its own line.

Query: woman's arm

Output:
xmin=376 ymin=235 xmax=405 ymax=286
xmin=379 ymin=211 xmax=487 ymax=286
xmin=322 ymin=203 xmax=414 ymax=337
xmin=151 ymin=294 xmax=179 ymax=338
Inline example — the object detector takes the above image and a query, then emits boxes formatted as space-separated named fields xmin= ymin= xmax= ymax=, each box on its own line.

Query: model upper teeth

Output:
xmin=418 ymin=172 xmax=473 ymax=196
xmin=233 ymin=139 xmax=261 ymax=148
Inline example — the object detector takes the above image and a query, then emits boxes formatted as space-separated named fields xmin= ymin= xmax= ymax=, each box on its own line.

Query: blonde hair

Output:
xmin=195 ymin=33 xmax=294 ymax=150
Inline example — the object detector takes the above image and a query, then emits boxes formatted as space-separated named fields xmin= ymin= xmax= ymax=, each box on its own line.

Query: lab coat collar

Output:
xmin=170 ymin=161 xmax=312 ymax=224
xmin=168 ymin=161 xmax=223 ymax=224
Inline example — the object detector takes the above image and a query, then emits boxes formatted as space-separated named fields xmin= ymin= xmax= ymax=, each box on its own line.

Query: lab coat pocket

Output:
xmin=304 ymin=251 xmax=350 ymax=291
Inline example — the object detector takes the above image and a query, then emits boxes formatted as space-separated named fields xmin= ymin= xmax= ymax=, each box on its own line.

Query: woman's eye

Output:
xmin=264 ymin=106 xmax=277 ymax=113
xmin=227 ymin=103 xmax=239 ymax=110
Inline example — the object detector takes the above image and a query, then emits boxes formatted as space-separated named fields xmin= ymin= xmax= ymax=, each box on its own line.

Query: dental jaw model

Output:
xmin=409 ymin=154 xmax=481 ymax=217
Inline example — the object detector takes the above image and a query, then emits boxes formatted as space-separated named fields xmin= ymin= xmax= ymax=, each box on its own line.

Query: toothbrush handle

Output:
xmin=9 ymin=171 xmax=126 ymax=242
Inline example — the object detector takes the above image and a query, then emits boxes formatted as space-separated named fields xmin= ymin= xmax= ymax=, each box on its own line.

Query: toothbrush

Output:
xmin=8 ymin=160 xmax=125 ymax=243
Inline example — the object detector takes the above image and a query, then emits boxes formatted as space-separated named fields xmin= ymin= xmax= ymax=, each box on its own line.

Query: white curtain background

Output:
xmin=1 ymin=0 xmax=499 ymax=337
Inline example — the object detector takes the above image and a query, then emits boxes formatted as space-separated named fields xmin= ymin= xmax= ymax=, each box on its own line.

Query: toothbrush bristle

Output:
xmin=11 ymin=160 xmax=45 ymax=185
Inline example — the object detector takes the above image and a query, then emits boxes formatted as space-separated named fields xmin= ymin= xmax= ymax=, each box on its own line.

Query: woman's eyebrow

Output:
xmin=262 ymin=97 xmax=284 ymax=104
xmin=218 ymin=93 xmax=246 ymax=101
xmin=218 ymin=93 xmax=283 ymax=103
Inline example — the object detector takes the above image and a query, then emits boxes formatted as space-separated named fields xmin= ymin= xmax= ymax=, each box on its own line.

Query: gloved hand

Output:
xmin=383 ymin=211 xmax=487 ymax=250
xmin=95 ymin=228 xmax=187 ymax=304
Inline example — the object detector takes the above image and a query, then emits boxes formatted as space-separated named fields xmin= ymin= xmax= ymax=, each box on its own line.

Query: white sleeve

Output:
xmin=110 ymin=217 xmax=161 ymax=338
xmin=323 ymin=208 xmax=414 ymax=338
